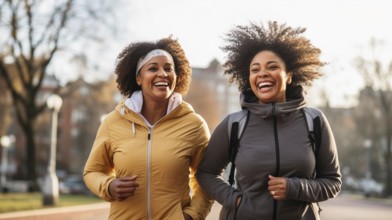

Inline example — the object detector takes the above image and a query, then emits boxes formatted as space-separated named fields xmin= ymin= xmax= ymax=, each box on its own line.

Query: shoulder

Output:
xmin=227 ymin=109 xmax=249 ymax=122
xmin=180 ymin=101 xmax=207 ymax=125
xmin=102 ymin=109 xmax=122 ymax=123
xmin=302 ymin=106 xmax=324 ymax=118
xmin=189 ymin=113 xmax=208 ymax=129
xmin=302 ymin=106 xmax=331 ymax=129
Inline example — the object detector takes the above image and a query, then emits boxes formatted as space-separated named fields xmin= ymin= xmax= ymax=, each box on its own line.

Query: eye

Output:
xmin=268 ymin=65 xmax=279 ymax=70
xmin=165 ymin=66 xmax=174 ymax=72
xmin=148 ymin=67 xmax=158 ymax=72
xmin=250 ymin=67 xmax=260 ymax=73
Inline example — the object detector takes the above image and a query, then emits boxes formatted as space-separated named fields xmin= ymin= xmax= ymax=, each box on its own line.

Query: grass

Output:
xmin=0 ymin=193 xmax=103 ymax=213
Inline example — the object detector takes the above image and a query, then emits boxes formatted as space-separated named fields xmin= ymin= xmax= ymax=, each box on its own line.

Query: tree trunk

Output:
xmin=23 ymin=119 xmax=40 ymax=192
xmin=385 ymin=126 xmax=392 ymax=197
xmin=386 ymin=153 xmax=391 ymax=196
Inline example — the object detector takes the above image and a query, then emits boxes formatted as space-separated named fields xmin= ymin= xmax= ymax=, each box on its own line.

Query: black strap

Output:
xmin=312 ymin=116 xmax=323 ymax=215
xmin=228 ymin=122 xmax=239 ymax=186
xmin=313 ymin=116 xmax=321 ymax=155
xmin=303 ymin=112 xmax=323 ymax=215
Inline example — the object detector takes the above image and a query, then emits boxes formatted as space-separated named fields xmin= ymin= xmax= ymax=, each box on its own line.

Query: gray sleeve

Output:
xmin=196 ymin=115 xmax=242 ymax=209
xmin=286 ymin=111 xmax=342 ymax=202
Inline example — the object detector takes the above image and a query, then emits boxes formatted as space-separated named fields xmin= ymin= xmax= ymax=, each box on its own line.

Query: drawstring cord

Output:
xmin=132 ymin=122 xmax=136 ymax=137
xmin=120 ymin=107 xmax=136 ymax=137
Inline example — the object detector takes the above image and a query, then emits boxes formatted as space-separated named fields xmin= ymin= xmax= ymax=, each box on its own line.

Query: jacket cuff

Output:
xmin=286 ymin=177 xmax=299 ymax=200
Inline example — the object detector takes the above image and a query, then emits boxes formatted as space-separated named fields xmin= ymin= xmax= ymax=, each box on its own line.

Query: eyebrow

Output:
xmin=250 ymin=60 xmax=279 ymax=67
xmin=146 ymin=62 xmax=174 ymax=67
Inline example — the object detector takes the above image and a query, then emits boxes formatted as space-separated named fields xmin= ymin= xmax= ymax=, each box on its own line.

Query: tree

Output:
xmin=352 ymin=87 xmax=384 ymax=181
xmin=0 ymin=0 xmax=118 ymax=191
xmin=60 ymin=77 xmax=119 ymax=174
xmin=355 ymin=39 xmax=392 ymax=196
xmin=0 ymin=80 xmax=12 ymax=136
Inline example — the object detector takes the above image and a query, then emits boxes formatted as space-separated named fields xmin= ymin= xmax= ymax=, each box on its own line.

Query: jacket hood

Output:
xmin=114 ymin=91 xmax=195 ymax=125
xmin=240 ymin=91 xmax=307 ymax=119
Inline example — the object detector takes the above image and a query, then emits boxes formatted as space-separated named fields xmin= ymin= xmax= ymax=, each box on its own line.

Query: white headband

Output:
xmin=136 ymin=49 xmax=174 ymax=75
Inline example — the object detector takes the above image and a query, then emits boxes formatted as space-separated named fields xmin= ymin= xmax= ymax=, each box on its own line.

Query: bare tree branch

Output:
xmin=0 ymin=0 xmax=121 ymax=192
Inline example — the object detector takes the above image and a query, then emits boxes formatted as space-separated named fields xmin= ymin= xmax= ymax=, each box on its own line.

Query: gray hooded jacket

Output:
xmin=196 ymin=94 xmax=341 ymax=220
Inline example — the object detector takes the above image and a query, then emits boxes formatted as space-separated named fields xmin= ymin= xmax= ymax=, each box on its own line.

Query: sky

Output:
xmin=90 ymin=0 xmax=392 ymax=108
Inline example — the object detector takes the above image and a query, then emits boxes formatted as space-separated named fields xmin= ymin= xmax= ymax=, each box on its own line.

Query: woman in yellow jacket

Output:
xmin=83 ymin=37 xmax=213 ymax=220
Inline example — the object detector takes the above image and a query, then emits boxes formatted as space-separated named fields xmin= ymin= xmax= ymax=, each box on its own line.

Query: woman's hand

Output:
xmin=108 ymin=175 xmax=139 ymax=201
xmin=268 ymin=175 xmax=287 ymax=200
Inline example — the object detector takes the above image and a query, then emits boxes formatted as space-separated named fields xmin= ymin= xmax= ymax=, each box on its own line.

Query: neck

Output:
xmin=141 ymin=100 xmax=168 ymax=125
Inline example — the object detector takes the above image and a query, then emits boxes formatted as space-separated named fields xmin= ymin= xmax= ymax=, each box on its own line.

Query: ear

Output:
xmin=286 ymin=72 xmax=292 ymax=85
xmin=136 ymin=75 xmax=142 ymax=86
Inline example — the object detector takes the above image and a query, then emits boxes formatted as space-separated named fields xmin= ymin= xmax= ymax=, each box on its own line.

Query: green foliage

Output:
xmin=0 ymin=193 xmax=102 ymax=213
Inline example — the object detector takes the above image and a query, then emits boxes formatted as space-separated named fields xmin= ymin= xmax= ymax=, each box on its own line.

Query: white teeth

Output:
xmin=258 ymin=82 xmax=273 ymax=88
xmin=154 ymin=82 xmax=169 ymax=86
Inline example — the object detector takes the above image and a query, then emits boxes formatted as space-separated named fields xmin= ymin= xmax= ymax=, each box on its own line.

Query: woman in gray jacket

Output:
xmin=196 ymin=21 xmax=341 ymax=220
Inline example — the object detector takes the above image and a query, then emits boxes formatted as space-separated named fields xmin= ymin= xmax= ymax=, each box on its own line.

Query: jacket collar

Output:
xmin=124 ymin=90 xmax=183 ymax=115
xmin=240 ymin=92 xmax=307 ymax=119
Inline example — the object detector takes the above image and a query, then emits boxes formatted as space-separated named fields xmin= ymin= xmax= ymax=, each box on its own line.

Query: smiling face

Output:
xmin=249 ymin=50 xmax=292 ymax=103
xmin=136 ymin=55 xmax=177 ymax=103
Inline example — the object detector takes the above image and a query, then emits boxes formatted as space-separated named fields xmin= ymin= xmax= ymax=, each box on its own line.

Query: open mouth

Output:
xmin=258 ymin=81 xmax=274 ymax=89
xmin=154 ymin=81 xmax=169 ymax=87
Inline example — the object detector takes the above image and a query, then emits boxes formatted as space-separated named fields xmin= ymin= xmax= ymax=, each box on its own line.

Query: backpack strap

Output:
xmin=313 ymin=116 xmax=321 ymax=155
xmin=301 ymin=107 xmax=322 ymax=156
xmin=301 ymin=107 xmax=323 ymax=215
xmin=227 ymin=109 xmax=249 ymax=140
xmin=227 ymin=109 xmax=249 ymax=186
xmin=302 ymin=109 xmax=316 ymax=154
xmin=228 ymin=122 xmax=239 ymax=186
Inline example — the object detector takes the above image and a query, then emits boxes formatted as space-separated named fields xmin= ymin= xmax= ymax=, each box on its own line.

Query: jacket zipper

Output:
xmin=147 ymin=128 xmax=152 ymax=220
xmin=272 ymin=103 xmax=280 ymax=220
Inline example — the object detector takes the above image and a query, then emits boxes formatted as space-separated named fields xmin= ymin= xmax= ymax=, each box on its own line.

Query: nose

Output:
xmin=157 ymin=68 xmax=168 ymax=77
xmin=258 ymin=69 xmax=269 ymax=78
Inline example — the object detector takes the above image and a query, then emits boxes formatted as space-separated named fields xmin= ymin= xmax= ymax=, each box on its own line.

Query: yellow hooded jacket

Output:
xmin=83 ymin=99 xmax=212 ymax=220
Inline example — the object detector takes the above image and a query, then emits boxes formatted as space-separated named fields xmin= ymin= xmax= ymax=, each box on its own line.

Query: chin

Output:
xmin=154 ymin=92 xmax=172 ymax=99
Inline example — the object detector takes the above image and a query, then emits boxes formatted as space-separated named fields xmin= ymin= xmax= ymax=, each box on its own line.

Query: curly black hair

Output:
xmin=221 ymin=21 xmax=325 ymax=98
xmin=115 ymin=37 xmax=191 ymax=97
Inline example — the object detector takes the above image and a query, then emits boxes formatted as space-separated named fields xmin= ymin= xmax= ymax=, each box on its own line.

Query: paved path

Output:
xmin=0 ymin=203 xmax=109 ymax=220
xmin=1 ymin=194 xmax=391 ymax=220
xmin=207 ymin=194 xmax=392 ymax=220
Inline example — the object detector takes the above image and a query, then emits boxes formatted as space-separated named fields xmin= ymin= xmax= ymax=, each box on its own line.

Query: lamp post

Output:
xmin=1 ymin=136 xmax=11 ymax=193
xmin=363 ymin=139 xmax=372 ymax=179
xmin=43 ymin=94 xmax=62 ymax=206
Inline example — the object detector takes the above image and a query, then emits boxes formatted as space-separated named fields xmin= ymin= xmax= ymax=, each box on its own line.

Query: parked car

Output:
xmin=360 ymin=178 xmax=384 ymax=197
xmin=59 ymin=175 xmax=90 ymax=195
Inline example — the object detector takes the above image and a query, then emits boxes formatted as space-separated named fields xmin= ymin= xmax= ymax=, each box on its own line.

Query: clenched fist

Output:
xmin=109 ymin=175 xmax=139 ymax=201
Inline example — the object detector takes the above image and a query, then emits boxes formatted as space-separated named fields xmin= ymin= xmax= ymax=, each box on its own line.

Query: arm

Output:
xmin=183 ymin=120 xmax=214 ymax=220
xmin=196 ymin=116 xmax=243 ymax=210
xmin=286 ymin=112 xmax=342 ymax=202
xmin=83 ymin=119 xmax=116 ymax=202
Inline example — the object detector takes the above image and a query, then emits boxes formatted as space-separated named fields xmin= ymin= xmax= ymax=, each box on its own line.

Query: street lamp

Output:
xmin=1 ymin=135 xmax=12 ymax=193
xmin=43 ymin=94 xmax=63 ymax=206
xmin=363 ymin=139 xmax=372 ymax=179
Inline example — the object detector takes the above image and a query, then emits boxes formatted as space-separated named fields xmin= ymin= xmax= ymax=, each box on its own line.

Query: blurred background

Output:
xmin=0 ymin=0 xmax=391 ymax=218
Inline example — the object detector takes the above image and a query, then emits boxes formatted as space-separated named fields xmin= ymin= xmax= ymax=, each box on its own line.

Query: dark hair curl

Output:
xmin=221 ymin=21 xmax=325 ymax=98
xmin=115 ymin=37 xmax=191 ymax=97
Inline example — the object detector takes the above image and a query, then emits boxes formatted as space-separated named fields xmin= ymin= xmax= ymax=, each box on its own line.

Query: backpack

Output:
xmin=226 ymin=107 xmax=322 ymax=187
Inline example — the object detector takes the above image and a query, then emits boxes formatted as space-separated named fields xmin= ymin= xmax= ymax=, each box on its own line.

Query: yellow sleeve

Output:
xmin=183 ymin=121 xmax=214 ymax=220
xmin=83 ymin=119 xmax=116 ymax=202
